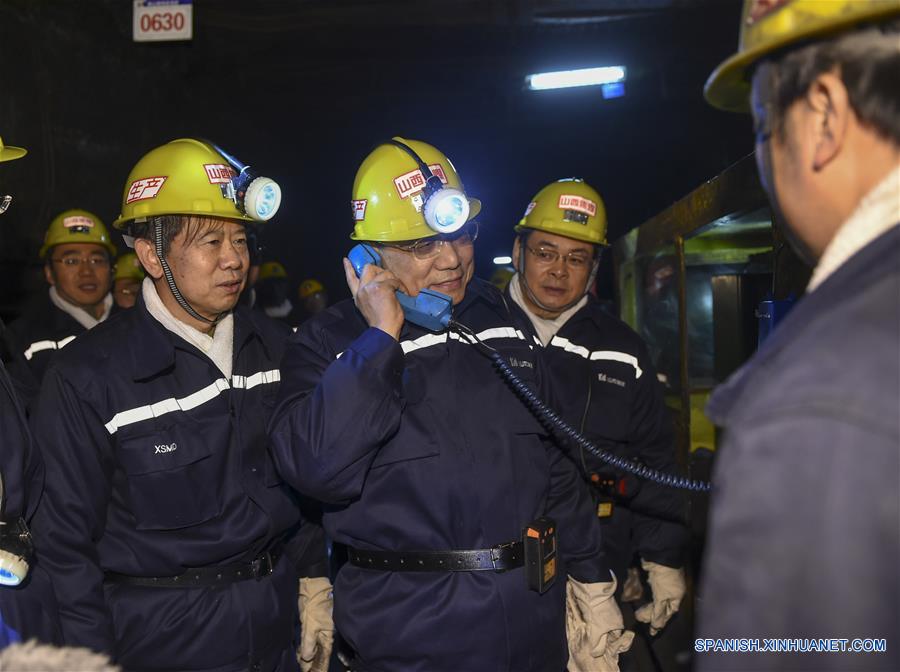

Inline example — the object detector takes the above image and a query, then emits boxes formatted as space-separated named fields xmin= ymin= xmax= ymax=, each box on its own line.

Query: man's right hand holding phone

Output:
xmin=343 ymin=257 xmax=406 ymax=341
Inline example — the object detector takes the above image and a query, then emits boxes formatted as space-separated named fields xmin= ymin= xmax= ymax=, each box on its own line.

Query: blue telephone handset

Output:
xmin=348 ymin=244 xmax=452 ymax=332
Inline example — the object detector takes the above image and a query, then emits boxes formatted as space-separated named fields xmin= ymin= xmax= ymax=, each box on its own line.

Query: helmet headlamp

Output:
xmin=211 ymin=143 xmax=282 ymax=222
xmin=424 ymin=186 xmax=469 ymax=234
xmin=388 ymin=139 xmax=469 ymax=235
xmin=0 ymin=517 xmax=33 ymax=587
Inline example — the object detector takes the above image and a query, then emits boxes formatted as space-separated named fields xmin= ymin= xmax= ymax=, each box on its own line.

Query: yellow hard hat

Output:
xmin=113 ymin=138 xmax=281 ymax=229
xmin=40 ymin=209 xmax=117 ymax=259
xmin=515 ymin=179 xmax=607 ymax=246
xmin=114 ymin=252 xmax=145 ymax=281
xmin=350 ymin=137 xmax=481 ymax=242
xmin=298 ymin=278 xmax=325 ymax=299
xmin=706 ymin=0 xmax=900 ymax=112
xmin=0 ymin=137 xmax=26 ymax=163
xmin=259 ymin=261 xmax=288 ymax=281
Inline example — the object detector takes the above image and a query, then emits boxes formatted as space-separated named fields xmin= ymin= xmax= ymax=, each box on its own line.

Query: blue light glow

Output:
xmin=601 ymin=81 xmax=626 ymax=99
xmin=255 ymin=184 xmax=278 ymax=219
xmin=0 ymin=567 xmax=21 ymax=586
xmin=434 ymin=195 xmax=466 ymax=229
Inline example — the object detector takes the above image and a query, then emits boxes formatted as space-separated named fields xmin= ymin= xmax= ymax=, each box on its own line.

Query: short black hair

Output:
xmin=756 ymin=19 xmax=900 ymax=145
xmin=128 ymin=216 xmax=235 ymax=257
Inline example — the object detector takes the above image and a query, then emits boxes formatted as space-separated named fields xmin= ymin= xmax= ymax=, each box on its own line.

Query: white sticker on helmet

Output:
xmin=352 ymin=199 xmax=367 ymax=221
xmin=393 ymin=163 xmax=448 ymax=199
xmin=62 ymin=216 xmax=95 ymax=229
xmin=557 ymin=194 xmax=597 ymax=217
xmin=204 ymin=164 xmax=236 ymax=184
xmin=126 ymin=176 xmax=168 ymax=204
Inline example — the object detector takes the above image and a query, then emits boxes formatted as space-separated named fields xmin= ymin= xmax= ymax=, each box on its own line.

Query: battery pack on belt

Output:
xmin=348 ymin=542 xmax=524 ymax=572
xmin=523 ymin=517 xmax=557 ymax=594
xmin=104 ymin=545 xmax=283 ymax=588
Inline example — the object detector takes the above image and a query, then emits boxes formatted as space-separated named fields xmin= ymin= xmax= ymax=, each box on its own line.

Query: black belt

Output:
xmin=348 ymin=542 xmax=524 ymax=572
xmin=105 ymin=545 xmax=283 ymax=588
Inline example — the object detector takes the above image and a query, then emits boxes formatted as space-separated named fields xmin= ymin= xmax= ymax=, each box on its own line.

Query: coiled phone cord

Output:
xmin=450 ymin=320 xmax=712 ymax=493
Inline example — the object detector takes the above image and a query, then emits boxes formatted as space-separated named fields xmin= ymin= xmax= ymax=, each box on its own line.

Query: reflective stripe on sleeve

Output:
xmin=104 ymin=369 xmax=280 ymax=434
xmin=23 ymin=335 xmax=77 ymax=360
xmin=231 ymin=369 xmax=281 ymax=389
xmin=400 ymin=327 xmax=528 ymax=355
xmin=549 ymin=336 xmax=643 ymax=379
xmin=334 ymin=327 xmax=530 ymax=360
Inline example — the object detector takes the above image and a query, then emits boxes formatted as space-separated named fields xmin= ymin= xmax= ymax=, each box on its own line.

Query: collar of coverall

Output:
xmin=48 ymin=286 xmax=113 ymax=331
xmin=124 ymin=287 xmax=272 ymax=381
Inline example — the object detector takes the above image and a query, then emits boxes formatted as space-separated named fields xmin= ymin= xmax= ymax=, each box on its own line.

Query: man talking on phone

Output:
xmin=269 ymin=137 xmax=632 ymax=672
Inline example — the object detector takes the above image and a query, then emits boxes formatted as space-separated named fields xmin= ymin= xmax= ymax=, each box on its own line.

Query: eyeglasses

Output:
xmin=388 ymin=221 xmax=479 ymax=261
xmin=51 ymin=256 xmax=111 ymax=268
xmin=525 ymin=244 xmax=593 ymax=269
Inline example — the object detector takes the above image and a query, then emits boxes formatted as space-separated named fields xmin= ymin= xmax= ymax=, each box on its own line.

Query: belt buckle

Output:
xmin=490 ymin=542 xmax=516 ymax=572
xmin=251 ymin=551 xmax=273 ymax=580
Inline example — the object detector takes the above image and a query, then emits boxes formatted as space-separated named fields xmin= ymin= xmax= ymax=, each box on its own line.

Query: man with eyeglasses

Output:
xmin=507 ymin=179 xmax=687 ymax=667
xmin=5 ymin=209 xmax=116 ymax=407
xmin=269 ymin=139 xmax=626 ymax=671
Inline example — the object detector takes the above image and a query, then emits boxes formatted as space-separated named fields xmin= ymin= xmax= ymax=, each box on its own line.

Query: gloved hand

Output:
xmin=297 ymin=576 xmax=334 ymax=672
xmin=566 ymin=575 xmax=635 ymax=672
xmin=633 ymin=560 xmax=686 ymax=636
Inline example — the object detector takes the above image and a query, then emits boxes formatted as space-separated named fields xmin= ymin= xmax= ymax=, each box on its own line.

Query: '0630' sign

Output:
xmin=133 ymin=0 xmax=192 ymax=42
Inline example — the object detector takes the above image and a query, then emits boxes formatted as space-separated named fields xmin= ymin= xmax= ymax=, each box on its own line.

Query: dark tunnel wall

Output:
xmin=0 ymin=0 xmax=752 ymax=318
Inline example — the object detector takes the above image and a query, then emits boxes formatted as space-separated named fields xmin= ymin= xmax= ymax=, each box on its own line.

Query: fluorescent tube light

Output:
xmin=527 ymin=66 xmax=626 ymax=91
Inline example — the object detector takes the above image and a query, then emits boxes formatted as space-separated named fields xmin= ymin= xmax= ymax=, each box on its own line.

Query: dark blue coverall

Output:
xmin=515 ymin=295 xmax=687 ymax=585
xmin=697 ymin=226 xmax=900 ymax=671
xmin=0 ymin=343 xmax=61 ymax=649
xmin=269 ymin=278 xmax=607 ymax=672
xmin=4 ymin=294 xmax=116 ymax=410
xmin=30 ymin=297 xmax=326 ymax=671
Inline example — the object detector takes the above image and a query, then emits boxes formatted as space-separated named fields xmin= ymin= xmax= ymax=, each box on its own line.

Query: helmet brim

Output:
xmin=705 ymin=3 xmax=900 ymax=113
xmin=349 ymin=195 xmax=483 ymax=242
xmin=468 ymin=197 xmax=482 ymax=221
xmin=0 ymin=146 xmax=27 ymax=163
xmin=112 ymin=212 xmax=255 ymax=231
xmin=513 ymin=222 xmax=606 ymax=246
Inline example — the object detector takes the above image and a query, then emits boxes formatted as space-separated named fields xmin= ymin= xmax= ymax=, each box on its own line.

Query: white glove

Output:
xmin=633 ymin=560 xmax=686 ymax=636
xmin=297 ymin=576 xmax=334 ymax=672
xmin=0 ymin=640 xmax=119 ymax=671
xmin=566 ymin=575 xmax=635 ymax=672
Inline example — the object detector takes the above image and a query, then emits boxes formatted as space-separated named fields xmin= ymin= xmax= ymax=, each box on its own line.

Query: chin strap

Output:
xmin=517 ymin=242 xmax=601 ymax=316
xmin=154 ymin=218 xmax=222 ymax=325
